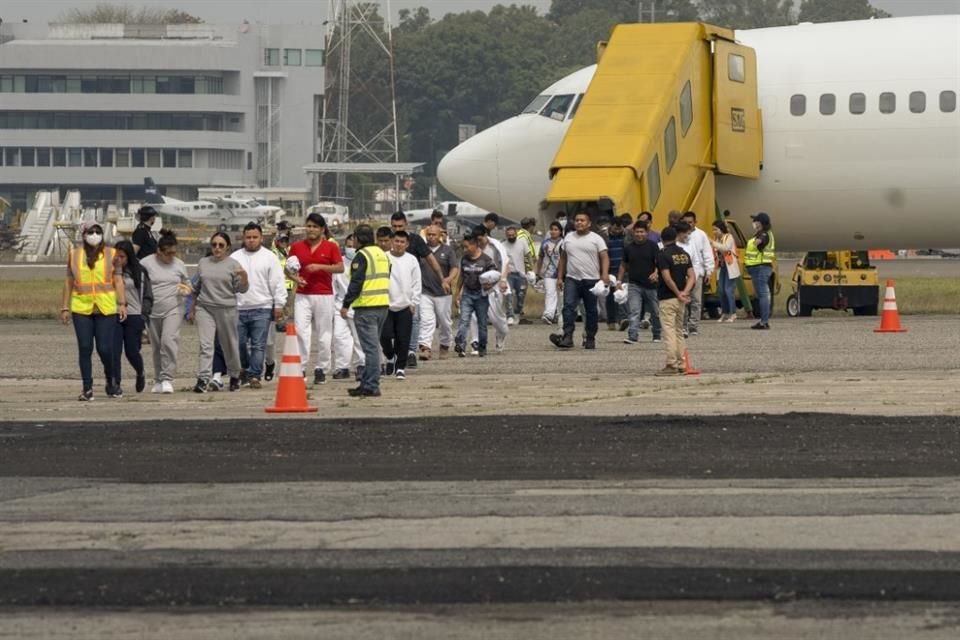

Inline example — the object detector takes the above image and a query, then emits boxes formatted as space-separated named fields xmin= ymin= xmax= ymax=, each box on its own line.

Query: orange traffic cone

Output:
xmin=265 ymin=324 xmax=318 ymax=413
xmin=683 ymin=349 xmax=700 ymax=375
xmin=874 ymin=280 xmax=906 ymax=333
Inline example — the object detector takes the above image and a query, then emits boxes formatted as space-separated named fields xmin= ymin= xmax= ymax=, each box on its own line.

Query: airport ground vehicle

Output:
xmin=785 ymin=250 xmax=879 ymax=317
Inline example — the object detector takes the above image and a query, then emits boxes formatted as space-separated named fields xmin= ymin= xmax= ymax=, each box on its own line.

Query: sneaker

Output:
xmin=640 ymin=319 xmax=651 ymax=330
xmin=688 ymin=328 xmax=699 ymax=337
xmin=607 ymin=322 xmax=616 ymax=331
xmin=619 ymin=319 xmax=630 ymax=331
xmin=160 ymin=381 xmax=174 ymax=394
xmin=348 ymin=386 xmax=381 ymax=398
xmin=193 ymin=378 xmax=208 ymax=394
xmin=395 ymin=369 xmax=406 ymax=380
xmin=333 ymin=368 xmax=351 ymax=380
xmin=724 ymin=315 xmax=737 ymax=323
xmin=384 ymin=360 xmax=395 ymax=376
xmin=151 ymin=382 xmax=163 ymax=394
xmin=135 ymin=373 xmax=146 ymax=393
xmin=355 ymin=365 xmax=364 ymax=381
xmin=78 ymin=389 xmax=94 ymax=402
xmin=406 ymin=353 xmax=418 ymax=369
xmin=655 ymin=365 xmax=681 ymax=377
xmin=106 ymin=385 xmax=123 ymax=399
xmin=718 ymin=315 xmax=727 ymax=323
xmin=518 ymin=317 xmax=533 ymax=325
xmin=652 ymin=336 xmax=662 ymax=343
xmin=418 ymin=346 xmax=432 ymax=361
xmin=682 ymin=330 xmax=689 ymax=339
xmin=248 ymin=378 xmax=262 ymax=390
xmin=583 ymin=337 xmax=596 ymax=350
xmin=508 ymin=317 xmax=516 ymax=326
xmin=623 ymin=336 xmax=638 ymax=345
xmin=477 ymin=348 xmax=486 ymax=358
xmin=495 ymin=336 xmax=505 ymax=352
xmin=229 ymin=377 xmax=241 ymax=392
xmin=550 ymin=333 xmax=574 ymax=349
xmin=239 ymin=371 xmax=250 ymax=386
xmin=264 ymin=362 xmax=275 ymax=381
xmin=455 ymin=340 xmax=466 ymax=358
xmin=751 ymin=322 xmax=771 ymax=330
xmin=314 ymin=368 xmax=326 ymax=385
xmin=471 ymin=341 xmax=479 ymax=352
xmin=541 ymin=315 xmax=554 ymax=325
xmin=208 ymin=378 xmax=224 ymax=392
xmin=438 ymin=345 xmax=450 ymax=360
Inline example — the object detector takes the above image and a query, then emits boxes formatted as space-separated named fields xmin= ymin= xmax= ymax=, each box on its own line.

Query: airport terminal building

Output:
xmin=0 ymin=21 xmax=325 ymax=213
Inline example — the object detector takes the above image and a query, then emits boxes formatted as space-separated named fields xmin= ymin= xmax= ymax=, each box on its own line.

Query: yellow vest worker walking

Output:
xmin=60 ymin=221 xmax=127 ymax=401
xmin=340 ymin=224 xmax=391 ymax=397
xmin=744 ymin=212 xmax=776 ymax=330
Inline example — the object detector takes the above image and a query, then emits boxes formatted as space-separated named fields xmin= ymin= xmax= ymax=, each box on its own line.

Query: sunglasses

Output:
xmin=210 ymin=242 xmax=227 ymax=248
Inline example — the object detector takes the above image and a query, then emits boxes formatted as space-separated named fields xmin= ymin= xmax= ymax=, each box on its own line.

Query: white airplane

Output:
xmin=438 ymin=15 xmax=960 ymax=251
xmin=143 ymin=178 xmax=283 ymax=229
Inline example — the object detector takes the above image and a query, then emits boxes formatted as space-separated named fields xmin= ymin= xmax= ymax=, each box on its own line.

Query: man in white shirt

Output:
xmin=472 ymin=226 xmax=510 ymax=352
xmin=677 ymin=211 xmax=716 ymax=336
xmin=231 ymin=222 xmax=287 ymax=388
xmin=381 ymin=230 xmax=422 ymax=379
xmin=549 ymin=210 xmax=609 ymax=350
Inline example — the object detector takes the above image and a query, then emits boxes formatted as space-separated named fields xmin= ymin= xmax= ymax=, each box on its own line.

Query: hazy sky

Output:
xmin=3 ymin=0 xmax=958 ymax=25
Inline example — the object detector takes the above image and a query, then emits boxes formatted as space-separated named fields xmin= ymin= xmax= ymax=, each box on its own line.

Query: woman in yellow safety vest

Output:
xmin=60 ymin=221 xmax=127 ymax=401
xmin=744 ymin=212 xmax=775 ymax=330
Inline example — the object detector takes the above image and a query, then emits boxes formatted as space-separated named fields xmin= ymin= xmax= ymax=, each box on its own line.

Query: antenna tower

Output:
xmin=319 ymin=0 xmax=400 ymax=203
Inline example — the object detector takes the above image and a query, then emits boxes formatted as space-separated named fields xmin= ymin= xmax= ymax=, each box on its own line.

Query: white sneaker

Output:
xmin=151 ymin=382 xmax=163 ymax=394
xmin=724 ymin=315 xmax=737 ymax=323
xmin=160 ymin=381 xmax=174 ymax=394
xmin=507 ymin=317 xmax=516 ymax=326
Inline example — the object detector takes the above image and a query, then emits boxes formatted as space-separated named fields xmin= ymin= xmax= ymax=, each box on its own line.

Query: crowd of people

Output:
xmin=61 ymin=204 xmax=774 ymax=399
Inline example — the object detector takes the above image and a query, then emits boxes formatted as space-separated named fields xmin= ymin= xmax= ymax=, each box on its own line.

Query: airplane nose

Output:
xmin=437 ymin=126 xmax=502 ymax=212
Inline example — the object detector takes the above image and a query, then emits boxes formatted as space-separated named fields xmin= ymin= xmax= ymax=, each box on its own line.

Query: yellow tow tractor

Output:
xmin=785 ymin=250 xmax=879 ymax=317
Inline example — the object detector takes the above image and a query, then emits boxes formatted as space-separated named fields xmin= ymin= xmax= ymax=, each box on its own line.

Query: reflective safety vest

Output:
xmin=70 ymin=246 xmax=118 ymax=316
xmin=272 ymin=244 xmax=295 ymax=291
xmin=744 ymin=231 xmax=776 ymax=267
xmin=351 ymin=246 xmax=390 ymax=308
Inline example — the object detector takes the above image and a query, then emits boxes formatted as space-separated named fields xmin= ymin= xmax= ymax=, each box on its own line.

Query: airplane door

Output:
xmin=713 ymin=40 xmax=762 ymax=179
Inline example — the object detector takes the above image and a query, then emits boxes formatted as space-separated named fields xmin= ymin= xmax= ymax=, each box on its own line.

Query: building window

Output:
xmin=646 ymin=154 xmax=661 ymax=210
xmin=4 ymin=148 xmax=19 ymax=167
xmin=728 ymin=54 xmax=745 ymax=83
xmin=162 ymin=149 xmax=177 ymax=168
xmin=819 ymin=93 xmax=836 ymax=115
xmin=790 ymin=94 xmax=806 ymax=116
xmin=264 ymin=48 xmax=280 ymax=66
xmin=305 ymin=49 xmax=325 ymax=66
xmin=0 ymin=76 xmax=13 ymax=92
xmin=147 ymin=149 xmax=162 ymax=168
xmin=53 ymin=148 xmax=66 ymax=167
xmin=284 ymin=48 xmax=302 ymax=66
xmin=178 ymin=149 xmax=193 ymax=168
xmin=879 ymin=92 xmax=896 ymax=114
xmin=0 ymin=111 xmax=236 ymax=131
xmin=37 ymin=148 xmax=51 ymax=166
xmin=99 ymin=148 xmax=114 ymax=167
xmin=83 ymin=148 xmax=98 ymax=167
xmin=679 ymin=80 xmax=693 ymax=136
xmin=20 ymin=148 xmax=36 ymax=167
xmin=116 ymin=149 xmax=130 ymax=168
xmin=909 ymin=91 xmax=926 ymax=114
xmin=132 ymin=149 xmax=145 ymax=168
xmin=68 ymin=149 xmax=82 ymax=167
xmin=664 ymin=117 xmax=678 ymax=173
xmin=941 ymin=91 xmax=957 ymax=113
xmin=849 ymin=93 xmax=866 ymax=115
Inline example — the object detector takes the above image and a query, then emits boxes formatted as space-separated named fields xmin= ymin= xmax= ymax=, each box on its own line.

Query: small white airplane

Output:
xmin=143 ymin=178 xmax=283 ymax=229
xmin=438 ymin=15 xmax=960 ymax=251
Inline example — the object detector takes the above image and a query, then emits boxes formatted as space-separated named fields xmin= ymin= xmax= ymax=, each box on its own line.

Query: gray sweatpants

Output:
xmin=196 ymin=305 xmax=242 ymax=380
xmin=147 ymin=311 xmax=181 ymax=383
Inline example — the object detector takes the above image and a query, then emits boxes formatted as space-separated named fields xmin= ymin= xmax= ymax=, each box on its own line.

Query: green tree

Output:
xmin=549 ymin=0 xmax=700 ymax=24
xmin=698 ymin=0 xmax=796 ymax=29
xmin=798 ymin=0 xmax=890 ymax=22
xmin=60 ymin=3 xmax=203 ymax=24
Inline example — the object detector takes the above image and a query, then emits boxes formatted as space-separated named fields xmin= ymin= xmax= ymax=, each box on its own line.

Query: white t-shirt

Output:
xmin=504 ymin=238 xmax=530 ymax=274
xmin=562 ymin=231 xmax=607 ymax=281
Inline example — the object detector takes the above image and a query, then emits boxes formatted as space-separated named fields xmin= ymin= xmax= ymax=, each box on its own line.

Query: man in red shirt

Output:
xmin=287 ymin=213 xmax=344 ymax=385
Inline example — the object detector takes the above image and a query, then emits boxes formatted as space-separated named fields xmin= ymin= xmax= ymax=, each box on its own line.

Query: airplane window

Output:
xmin=728 ymin=54 xmax=745 ymax=83
xmin=664 ymin=117 xmax=678 ymax=174
xmin=568 ymin=94 xmax=585 ymax=120
xmin=940 ymin=91 xmax=957 ymax=113
xmin=910 ymin=91 xmax=926 ymax=113
xmin=819 ymin=94 xmax=836 ymax=115
xmin=879 ymin=92 xmax=896 ymax=114
xmin=849 ymin=93 xmax=866 ymax=115
xmin=522 ymin=95 xmax=550 ymax=115
xmin=541 ymin=94 xmax=575 ymax=121
xmin=790 ymin=94 xmax=806 ymax=116
xmin=679 ymin=81 xmax=693 ymax=135
xmin=646 ymin=154 xmax=661 ymax=210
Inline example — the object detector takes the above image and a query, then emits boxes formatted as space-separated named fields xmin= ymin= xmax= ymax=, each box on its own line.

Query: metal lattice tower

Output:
xmin=319 ymin=0 xmax=399 ymax=202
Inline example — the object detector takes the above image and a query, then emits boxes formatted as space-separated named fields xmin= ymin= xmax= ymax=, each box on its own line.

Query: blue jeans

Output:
xmin=507 ymin=272 xmax=527 ymax=317
xmin=409 ymin=304 xmax=420 ymax=356
xmin=73 ymin=313 xmax=117 ymax=392
xmin=354 ymin=306 xmax=388 ymax=392
xmin=748 ymin=264 xmax=773 ymax=324
xmin=627 ymin=285 xmax=661 ymax=340
xmin=562 ymin=277 xmax=599 ymax=339
xmin=457 ymin=289 xmax=489 ymax=349
xmin=112 ymin=314 xmax=145 ymax=387
xmin=719 ymin=267 xmax=739 ymax=315
xmin=238 ymin=308 xmax=272 ymax=379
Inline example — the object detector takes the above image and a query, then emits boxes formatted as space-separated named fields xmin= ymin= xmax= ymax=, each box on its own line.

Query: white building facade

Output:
xmin=0 ymin=21 xmax=325 ymax=213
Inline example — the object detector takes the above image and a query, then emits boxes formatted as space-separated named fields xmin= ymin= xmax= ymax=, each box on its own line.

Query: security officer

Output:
xmin=264 ymin=231 xmax=296 ymax=381
xmin=744 ymin=212 xmax=775 ymax=330
xmin=340 ymin=224 xmax=391 ymax=397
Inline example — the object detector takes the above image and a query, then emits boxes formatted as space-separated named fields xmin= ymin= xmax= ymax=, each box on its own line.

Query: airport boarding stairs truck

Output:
xmin=540 ymin=23 xmax=768 ymax=315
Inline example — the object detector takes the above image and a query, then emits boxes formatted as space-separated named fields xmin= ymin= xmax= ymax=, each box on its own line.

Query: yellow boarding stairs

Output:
xmin=546 ymin=23 xmax=762 ymax=226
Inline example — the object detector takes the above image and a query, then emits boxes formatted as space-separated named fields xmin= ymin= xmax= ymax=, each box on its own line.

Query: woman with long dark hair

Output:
xmin=111 ymin=240 xmax=153 ymax=393
xmin=60 ymin=221 xmax=127 ymax=401
xmin=711 ymin=219 xmax=741 ymax=323
xmin=139 ymin=229 xmax=190 ymax=393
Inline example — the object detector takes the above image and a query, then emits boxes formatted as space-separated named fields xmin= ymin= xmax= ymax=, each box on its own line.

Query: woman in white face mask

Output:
xmin=60 ymin=221 xmax=128 ymax=401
